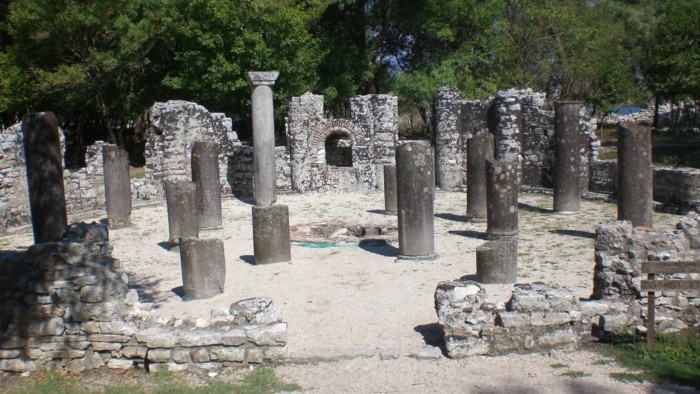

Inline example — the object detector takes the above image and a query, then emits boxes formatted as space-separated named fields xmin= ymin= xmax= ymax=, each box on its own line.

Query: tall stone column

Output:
xmin=396 ymin=141 xmax=437 ymax=260
xmin=164 ymin=180 xmax=199 ymax=247
xmin=22 ymin=112 xmax=67 ymax=243
xmin=553 ymin=101 xmax=582 ymax=213
xmin=617 ymin=123 xmax=653 ymax=227
xmin=191 ymin=141 xmax=222 ymax=229
xmin=103 ymin=144 xmax=132 ymax=228
xmin=245 ymin=71 xmax=279 ymax=206
xmin=486 ymin=159 xmax=519 ymax=238
xmin=383 ymin=165 xmax=397 ymax=213
xmin=466 ymin=132 xmax=494 ymax=222
xmin=432 ymin=86 xmax=464 ymax=190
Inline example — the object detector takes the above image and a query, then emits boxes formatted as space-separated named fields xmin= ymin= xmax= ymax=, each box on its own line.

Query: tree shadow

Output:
xmin=549 ymin=229 xmax=595 ymax=239
xmin=358 ymin=239 xmax=399 ymax=257
xmin=435 ymin=212 xmax=467 ymax=222
xmin=414 ymin=323 xmax=447 ymax=356
xmin=518 ymin=202 xmax=552 ymax=214
xmin=128 ymin=274 xmax=170 ymax=303
xmin=448 ymin=230 xmax=488 ymax=240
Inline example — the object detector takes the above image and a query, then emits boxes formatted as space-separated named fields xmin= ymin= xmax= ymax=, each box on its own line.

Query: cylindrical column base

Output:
xmin=486 ymin=159 xmax=519 ymax=238
xmin=103 ymin=144 xmax=132 ymax=228
xmin=476 ymin=237 xmax=518 ymax=284
xmin=192 ymin=141 xmax=222 ymax=230
xmin=253 ymin=204 xmax=291 ymax=264
xmin=617 ymin=123 xmax=653 ymax=227
xmin=180 ymin=238 xmax=226 ymax=300
xmin=383 ymin=165 xmax=397 ymax=213
xmin=397 ymin=141 xmax=437 ymax=259
xmin=467 ymin=132 xmax=494 ymax=222
xmin=164 ymin=180 xmax=199 ymax=247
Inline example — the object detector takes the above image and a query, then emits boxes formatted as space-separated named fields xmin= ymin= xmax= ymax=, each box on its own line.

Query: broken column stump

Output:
xmin=180 ymin=237 xmax=226 ymax=299
xmin=103 ymin=144 xmax=132 ymax=228
xmin=21 ymin=112 xmax=67 ymax=243
xmin=164 ymin=180 xmax=199 ymax=247
xmin=252 ymin=204 xmax=291 ymax=264
xmin=476 ymin=238 xmax=518 ymax=284
xmin=191 ymin=141 xmax=222 ymax=230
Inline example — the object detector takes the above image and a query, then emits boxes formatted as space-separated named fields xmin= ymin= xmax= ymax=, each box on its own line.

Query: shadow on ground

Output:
xmin=549 ymin=229 xmax=595 ymax=238
xmin=358 ymin=240 xmax=399 ymax=257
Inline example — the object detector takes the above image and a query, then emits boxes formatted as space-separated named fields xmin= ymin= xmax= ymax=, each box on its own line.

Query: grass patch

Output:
xmin=609 ymin=372 xmax=646 ymax=383
xmin=601 ymin=328 xmax=700 ymax=389
xmin=597 ymin=149 xmax=617 ymax=160
xmin=6 ymin=365 xmax=301 ymax=394
xmin=129 ymin=167 xmax=146 ymax=179
xmin=560 ymin=370 xmax=591 ymax=378
xmin=549 ymin=363 xmax=568 ymax=369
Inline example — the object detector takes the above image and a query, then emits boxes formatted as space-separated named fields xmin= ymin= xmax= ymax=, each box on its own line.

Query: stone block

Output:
xmin=107 ymin=358 xmax=134 ymax=370
xmin=147 ymin=349 xmax=172 ymax=363
xmin=0 ymin=349 xmax=21 ymax=358
xmin=65 ymin=358 xmax=87 ymax=374
xmin=208 ymin=346 xmax=245 ymax=362
xmin=91 ymin=342 xmax=122 ymax=352
xmin=246 ymin=323 xmax=287 ymax=346
xmin=229 ymin=298 xmax=282 ymax=325
xmin=246 ymin=348 xmax=264 ymax=364
xmin=262 ymin=346 xmax=287 ymax=360
xmin=190 ymin=348 xmax=210 ymax=363
xmin=88 ymin=334 xmax=131 ymax=343
xmin=179 ymin=238 xmax=226 ymax=300
xmin=179 ymin=331 xmax=222 ymax=347
xmin=252 ymin=205 xmax=291 ymax=264
xmin=445 ymin=338 xmax=489 ymax=358
xmin=172 ymin=348 xmax=192 ymax=363
xmin=121 ymin=346 xmax=147 ymax=359
xmin=1 ymin=358 xmax=36 ymax=372
xmin=496 ymin=312 xmax=531 ymax=327
xmin=220 ymin=329 xmax=247 ymax=346
xmin=536 ymin=328 xmax=577 ymax=348
xmin=135 ymin=327 xmax=178 ymax=348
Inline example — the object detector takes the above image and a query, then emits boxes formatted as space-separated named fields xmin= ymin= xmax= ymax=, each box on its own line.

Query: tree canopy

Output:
xmin=0 ymin=0 xmax=696 ymax=147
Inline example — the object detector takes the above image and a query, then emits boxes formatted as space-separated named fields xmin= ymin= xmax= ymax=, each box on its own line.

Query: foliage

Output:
xmin=604 ymin=328 xmax=700 ymax=389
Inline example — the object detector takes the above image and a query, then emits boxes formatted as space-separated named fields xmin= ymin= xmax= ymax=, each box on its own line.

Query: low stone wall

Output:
xmin=0 ymin=223 xmax=287 ymax=373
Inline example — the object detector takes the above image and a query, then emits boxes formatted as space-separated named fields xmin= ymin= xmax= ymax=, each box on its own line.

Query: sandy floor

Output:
xmin=2 ymin=191 xmax=691 ymax=392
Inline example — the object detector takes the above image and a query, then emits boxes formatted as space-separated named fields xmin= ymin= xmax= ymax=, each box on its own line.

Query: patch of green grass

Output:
xmin=601 ymin=328 xmax=700 ymax=389
xmin=560 ymin=370 xmax=591 ymax=378
xmin=8 ymin=365 xmax=300 ymax=394
xmin=550 ymin=362 xmax=568 ymax=369
xmin=129 ymin=167 xmax=146 ymax=179
xmin=609 ymin=372 xmax=646 ymax=383
xmin=597 ymin=149 xmax=617 ymax=160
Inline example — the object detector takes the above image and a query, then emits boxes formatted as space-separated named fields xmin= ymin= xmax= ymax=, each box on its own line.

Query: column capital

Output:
xmin=245 ymin=71 xmax=279 ymax=87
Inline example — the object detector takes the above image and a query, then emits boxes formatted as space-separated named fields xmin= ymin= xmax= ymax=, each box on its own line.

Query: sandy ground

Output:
xmin=2 ymin=191 xmax=695 ymax=393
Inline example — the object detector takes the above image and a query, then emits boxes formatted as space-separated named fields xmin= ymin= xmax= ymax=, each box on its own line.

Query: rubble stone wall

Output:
xmin=431 ymin=87 xmax=598 ymax=190
xmin=0 ymin=223 xmax=287 ymax=373
xmin=0 ymin=124 xmax=107 ymax=234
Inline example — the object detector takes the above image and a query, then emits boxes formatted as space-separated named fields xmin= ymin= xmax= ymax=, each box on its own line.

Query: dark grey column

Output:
xmin=466 ymin=132 xmax=494 ymax=222
xmin=103 ymin=144 xmax=132 ymax=228
xmin=180 ymin=238 xmax=226 ymax=299
xmin=617 ymin=123 xmax=653 ymax=227
xmin=21 ymin=112 xmax=67 ymax=243
xmin=553 ymin=101 xmax=582 ymax=213
xmin=191 ymin=141 xmax=222 ymax=230
xmin=164 ymin=180 xmax=199 ymax=247
xmin=486 ymin=159 xmax=519 ymax=238
xmin=245 ymin=71 xmax=279 ymax=206
xmin=476 ymin=238 xmax=518 ymax=284
xmin=396 ymin=141 xmax=437 ymax=260
xmin=383 ymin=165 xmax=397 ymax=213
xmin=252 ymin=204 xmax=291 ymax=264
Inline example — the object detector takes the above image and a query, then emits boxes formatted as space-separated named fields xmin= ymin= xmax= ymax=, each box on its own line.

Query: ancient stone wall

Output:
xmin=286 ymin=92 xmax=398 ymax=193
xmin=229 ymin=146 xmax=291 ymax=198
xmin=0 ymin=223 xmax=287 ymax=373
xmin=431 ymin=87 xmax=598 ymax=190
xmin=142 ymin=101 xmax=242 ymax=200
xmin=0 ymin=123 xmax=106 ymax=234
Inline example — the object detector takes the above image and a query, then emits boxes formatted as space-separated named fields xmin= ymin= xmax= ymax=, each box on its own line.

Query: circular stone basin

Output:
xmin=290 ymin=221 xmax=398 ymax=244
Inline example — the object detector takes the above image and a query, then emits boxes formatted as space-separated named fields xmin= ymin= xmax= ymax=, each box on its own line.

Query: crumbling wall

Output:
xmin=0 ymin=223 xmax=287 ymax=373
xmin=0 ymin=123 xmax=106 ymax=234
xmin=286 ymin=92 xmax=398 ymax=194
xmin=143 ymin=101 xmax=241 ymax=200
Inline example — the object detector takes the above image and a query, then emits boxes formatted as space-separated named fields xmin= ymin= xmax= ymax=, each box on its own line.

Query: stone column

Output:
xmin=466 ymin=132 xmax=494 ymax=222
xmin=476 ymin=238 xmax=518 ymax=284
xmin=245 ymin=71 xmax=279 ymax=206
xmin=180 ymin=238 xmax=226 ymax=299
xmin=21 ymin=112 xmax=67 ymax=243
xmin=432 ymin=86 xmax=464 ymax=190
xmin=396 ymin=141 xmax=437 ymax=260
xmin=553 ymin=101 xmax=582 ymax=213
xmin=253 ymin=204 xmax=291 ymax=264
xmin=164 ymin=180 xmax=199 ymax=247
xmin=191 ymin=141 xmax=222 ymax=229
xmin=103 ymin=144 xmax=132 ymax=228
xmin=486 ymin=159 xmax=519 ymax=238
xmin=617 ymin=123 xmax=653 ymax=227
xmin=383 ymin=165 xmax=397 ymax=213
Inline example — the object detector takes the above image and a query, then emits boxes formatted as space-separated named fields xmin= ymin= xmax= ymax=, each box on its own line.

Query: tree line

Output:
xmin=1 ymin=0 xmax=698 ymax=152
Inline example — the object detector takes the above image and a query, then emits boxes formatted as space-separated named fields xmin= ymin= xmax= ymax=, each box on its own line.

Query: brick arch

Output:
xmin=310 ymin=119 xmax=361 ymax=148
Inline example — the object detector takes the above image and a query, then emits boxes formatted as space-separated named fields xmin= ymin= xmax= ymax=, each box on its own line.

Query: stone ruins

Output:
xmin=0 ymin=81 xmax=698 ymax=373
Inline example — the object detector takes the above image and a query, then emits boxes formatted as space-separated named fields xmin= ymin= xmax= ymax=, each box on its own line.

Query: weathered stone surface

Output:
xmin=476 ymin=238 xmax=518 ymax=284
xmin=107 ymin=358 xmax=134 ymax=370
xmin=178 ymin=331 xmax=222 ymax=347
xmin=229 ymin=298 xmax=282 ymax=325
xmin=191 ymin=141 xmax=222 ymax=229
xmin=208 ymin=346 xmax=245 ymax=362
xmin=164 ymin=180 xmax=199 ymax=246
xmin=247 ymin=71 xmax=279 ymax=206
xmin=179 ymin=238 xmax=226 ymax=300
xmin=383 ymin=165 xmax=397 ymax=213
xmin=617 ymin=123 xmax=653 ymax=227
xmin=553 ymin=101 xmax=583 ymax=213
xmin=486 ymin=159 xmax=519 ymax=237
xmin=466 ymin=132 xmax=494 ymax=221
xmin=147 ymin=349 xmax=172 ymax=363
xmin=246 ymin=323 xmax=287 ymax=346
xmin=252 ymin=205 xmax=291 ymax=264
xmin=433 ymin=86 xmax=465 ymax=190
xmin=103 ymin=144 xmax=132 ymax=227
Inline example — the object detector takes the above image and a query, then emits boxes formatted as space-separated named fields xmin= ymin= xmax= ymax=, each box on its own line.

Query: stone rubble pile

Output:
xmin=0 ymin=223 xmax=287 ymax=373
